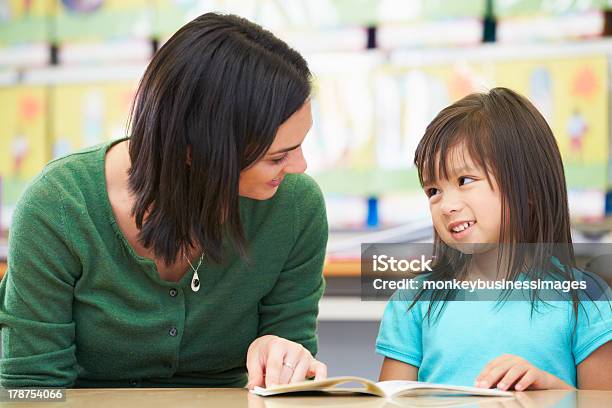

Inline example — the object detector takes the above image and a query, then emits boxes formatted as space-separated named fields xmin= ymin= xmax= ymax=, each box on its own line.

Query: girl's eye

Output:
xmin=459 ymin=176 xmax=476 ymax=186
xmin=270 ymin=154 xmax=288 ymax=165
xmin=425 ymin=187 xmax=439 ymax=198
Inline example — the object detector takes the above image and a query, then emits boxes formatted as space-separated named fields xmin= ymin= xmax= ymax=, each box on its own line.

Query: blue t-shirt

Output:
xmin=376 ymin=292 xmax=612 ymax=387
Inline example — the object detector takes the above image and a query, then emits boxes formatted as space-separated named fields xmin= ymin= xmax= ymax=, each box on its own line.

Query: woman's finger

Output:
xmin=245 ymin=346 xmax=265 ymax=390
xmin=278 ymin=345 xmax=305 ymax=385
xmin=289 ymin=353 xmax=312 ymax=383
xmin=307 ymin=360 xmax=328 ymax=381
xmin=264 ymin=341 xmax=288 ymax=388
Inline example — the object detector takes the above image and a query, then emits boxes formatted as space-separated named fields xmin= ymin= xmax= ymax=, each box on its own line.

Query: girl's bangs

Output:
xmin=416 ymin=114 xmax=494 ymax=187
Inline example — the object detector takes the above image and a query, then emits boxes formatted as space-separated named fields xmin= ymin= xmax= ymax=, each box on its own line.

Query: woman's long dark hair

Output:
xmin=127 ymin=13 xmax=311 ymax=266
xmin=412 ymin=87 xmax=581 ymax=321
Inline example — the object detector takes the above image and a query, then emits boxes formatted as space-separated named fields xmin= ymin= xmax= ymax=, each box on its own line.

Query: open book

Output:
xmin=252 ymin=376 xmax=514 ymax=399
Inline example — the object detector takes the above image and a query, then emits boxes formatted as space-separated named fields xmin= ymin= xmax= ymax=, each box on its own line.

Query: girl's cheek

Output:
xmin=428 ymin=205 xmax=437 ymax=220
xmin=431 ymin=212 xmax=446 ymax=235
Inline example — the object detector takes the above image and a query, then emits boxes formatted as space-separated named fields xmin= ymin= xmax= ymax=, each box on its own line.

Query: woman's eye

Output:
xmin=425 ymin=187 xmax=439 ymax=197
xmin=271 ymin=154 xmax=288 ymax=165
xmin=459 ymin=176 xmax=476 ymax=186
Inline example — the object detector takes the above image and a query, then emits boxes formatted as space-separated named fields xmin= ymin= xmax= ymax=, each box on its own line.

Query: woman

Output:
xmin=0 ymin=13 xmax=328 ymax=389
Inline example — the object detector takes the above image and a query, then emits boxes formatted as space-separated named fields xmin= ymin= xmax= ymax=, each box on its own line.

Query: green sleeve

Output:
xmin=257 ymin=175 xmax=328 ymax=356
xmin=0 ymin=175 xmax=81 ymax=387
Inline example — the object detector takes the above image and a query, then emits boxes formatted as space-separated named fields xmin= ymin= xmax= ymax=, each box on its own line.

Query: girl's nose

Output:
xmin=440 ymin=196 xmax=464 ymax=215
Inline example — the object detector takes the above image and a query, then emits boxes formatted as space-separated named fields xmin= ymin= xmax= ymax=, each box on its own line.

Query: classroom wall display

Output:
xmin=375 ymin=0 xmax=484 ymax=23
xmin=307 ymin=56 xmax=490 ymax=228
xmin=494 ymin=55 xmax=608 ymax=221
xmin=49 ymin=82 xmax=138 ymax=157
xmin=304 ymin=52 xmax=381 ymax=191
xmin=0 ymin=0 xmax=51 ymax=46
xmin=496 ymin=0 xmax=605 ymax=42
xmin=53 ymin=0 xmax=155 ymax=43
xmin=155 ymin=0 xmax=373 ymax=38
xmin=305 ymin=53 xmax=608 ymax=226
xmin=376 ymin=0 xmax=484 ymax=48
xmin=305 ymin=54 xmax=490 ymax=197
xmin=495 ymin=0 xmax=603 ymax=17
xmin=0 ymin=85 xmax=48 ymax=230
xmin=154 ymin=0 xmax=369 ymax=53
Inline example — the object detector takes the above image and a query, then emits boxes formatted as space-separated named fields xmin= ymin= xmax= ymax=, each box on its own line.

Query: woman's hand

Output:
xmin=246 ymin=335 xmax=327 ymax=390
xmin=475 ymin=354 xmax=574 ymax=391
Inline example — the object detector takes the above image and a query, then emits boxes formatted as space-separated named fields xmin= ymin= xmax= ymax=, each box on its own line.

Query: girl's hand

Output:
xmin=246 ymin=335 xmax=327 ymax=390
xmin=475 ymin=354 xmax=574 ymax=391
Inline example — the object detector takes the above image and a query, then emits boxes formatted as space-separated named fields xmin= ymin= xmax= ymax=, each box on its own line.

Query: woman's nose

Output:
xmin=284 ymin=148 xmax=307 ymax=174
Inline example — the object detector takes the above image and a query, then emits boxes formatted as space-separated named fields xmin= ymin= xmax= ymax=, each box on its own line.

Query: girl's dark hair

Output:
xmin=127 ymin=13 xmax=312 ymax=266
xmin=412 ymin=87 xmax=581 ymax=320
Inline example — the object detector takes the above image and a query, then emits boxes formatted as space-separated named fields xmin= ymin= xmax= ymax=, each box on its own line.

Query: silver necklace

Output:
xmin=186 ymin=254 xmax=204 ymax=292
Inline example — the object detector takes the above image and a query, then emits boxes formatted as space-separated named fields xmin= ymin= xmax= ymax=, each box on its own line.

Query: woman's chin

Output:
xmin=240 ymin=187 xmax=278 ymax=200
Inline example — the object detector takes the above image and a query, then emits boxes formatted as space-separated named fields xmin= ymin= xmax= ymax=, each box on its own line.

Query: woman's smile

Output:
xmin=268 ymin=176 xmax=283 ymax=188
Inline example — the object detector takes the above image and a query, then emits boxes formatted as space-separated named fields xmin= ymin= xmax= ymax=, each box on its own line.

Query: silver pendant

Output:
xmin=191 ymin=271 xmax=200 ymax=292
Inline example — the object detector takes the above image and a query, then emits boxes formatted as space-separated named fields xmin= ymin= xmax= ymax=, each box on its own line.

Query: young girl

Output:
xmin=376 ymin=87 xmax=611 ymax=390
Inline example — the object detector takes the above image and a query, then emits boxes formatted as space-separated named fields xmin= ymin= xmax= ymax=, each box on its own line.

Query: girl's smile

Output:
xmin=448 ymin=220 xmax=477 ymax=240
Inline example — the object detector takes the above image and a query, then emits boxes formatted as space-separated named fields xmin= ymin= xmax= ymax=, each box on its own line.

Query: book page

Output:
xmin=375 ymin=381 xmax=513 ymax=398
xmin=252 ymin=376 xmax=385 ymax=397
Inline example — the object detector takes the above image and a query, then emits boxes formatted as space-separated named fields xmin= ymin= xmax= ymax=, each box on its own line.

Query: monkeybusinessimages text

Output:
xmin=370 ymin=255 xmax=587 ymax=293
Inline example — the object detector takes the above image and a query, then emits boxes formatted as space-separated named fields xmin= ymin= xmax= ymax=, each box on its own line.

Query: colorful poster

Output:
xmin=495 ymin=0 xmax=602 ymax=17
xmin=50 ymin=82 xmax=137 ymax=156
xmin=0 ymin=0 xmax=51 ymax=45
xmin=155 ymin=0 xmax=484 ymax=47
xmin=307 ymin=58 xmax=492 ymax=197
xmin=155 ymin=0 xmax=367 ymax=38
xmin=495 ymin=0 xmax=605 ymax=41
xmin=495 ymin=56 xmax=607 ymax=167
xmin=305 ymin=53 xmax=607 ymax=222
xmin=494 ymin=55 xmax=608 ymax=220
xmin=375 ymin=0 xmax=483 ymax=23
xmin=155 ymin=0 xmax=371 ymax=52
xmin=304 ymin=53 xmax=382 ymax=196
xmin=0 ymin=85 xmax=48 ymax=230
xmin=53 ymin=0 xmax=154 ymax=42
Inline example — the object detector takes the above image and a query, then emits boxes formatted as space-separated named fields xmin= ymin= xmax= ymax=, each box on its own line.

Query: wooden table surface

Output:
xmin=1 ymin=388 xmax=610 ymax=408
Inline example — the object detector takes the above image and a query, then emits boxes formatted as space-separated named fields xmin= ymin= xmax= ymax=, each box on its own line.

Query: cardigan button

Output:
xmin=169 ymin=288 xmax=178 ymax=297
xmin=169 ymin=327 xmax=178 ymax=337
xmin=129 ymin=379 xmax=139 ymax=387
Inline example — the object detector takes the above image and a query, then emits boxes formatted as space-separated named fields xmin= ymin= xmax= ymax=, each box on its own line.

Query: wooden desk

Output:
xmin=1 ymin=388 xmax=610 ymax=408
xmin=323 ymin=259 xmax=361 ymax=277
